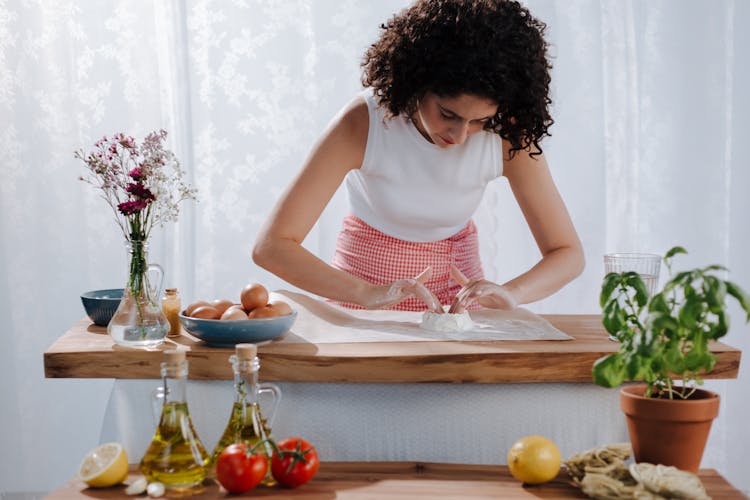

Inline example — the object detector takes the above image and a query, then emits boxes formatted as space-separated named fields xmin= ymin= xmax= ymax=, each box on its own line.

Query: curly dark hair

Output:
xmin=361 ymin=0 xmax=552 ymax=157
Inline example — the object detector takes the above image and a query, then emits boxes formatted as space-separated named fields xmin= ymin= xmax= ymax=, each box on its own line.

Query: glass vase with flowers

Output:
xmin=76 ymin=130 xmax=197 ymax=347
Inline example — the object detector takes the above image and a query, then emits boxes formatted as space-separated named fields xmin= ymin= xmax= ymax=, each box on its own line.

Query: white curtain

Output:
xmin=1 ymin=0 xmax=747 ymax=494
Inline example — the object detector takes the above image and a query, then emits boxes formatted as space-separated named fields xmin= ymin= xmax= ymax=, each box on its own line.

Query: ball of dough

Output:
xmin=420 ymin=311 xmax=474 ymax=332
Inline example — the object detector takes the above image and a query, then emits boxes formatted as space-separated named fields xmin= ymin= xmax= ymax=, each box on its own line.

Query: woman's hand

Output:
xmin=359 ymin=267 xmax=443 ymax=313
xmin=448 ymin=265 xmax=518 ymax=313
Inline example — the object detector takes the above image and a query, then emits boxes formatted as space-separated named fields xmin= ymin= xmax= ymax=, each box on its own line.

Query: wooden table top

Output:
xmin=43 ymin=315 xmax=741 ymax=383
xmin=46 ymin=461 xmax=748 ymax=499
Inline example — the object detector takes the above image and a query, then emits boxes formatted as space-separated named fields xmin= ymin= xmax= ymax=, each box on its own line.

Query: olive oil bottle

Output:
xmin=140 ymin=349 xmax=209 ymax=489
xmin=209 ymin=343 xmax=281 ymax=486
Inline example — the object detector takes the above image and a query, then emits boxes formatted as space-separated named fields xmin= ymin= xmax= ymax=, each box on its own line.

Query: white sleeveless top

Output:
xmin=345 ymin=90 xmax=504 ymax=243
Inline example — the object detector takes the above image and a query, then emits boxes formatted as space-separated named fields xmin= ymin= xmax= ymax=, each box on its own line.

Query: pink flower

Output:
xmin=119 ymin=136 xmax=136 ymax=150
xmin=126 ymin=182 xmax=155 ymax=201
xmin=128 ymin=167 xmax=143 ymax=181
xmin=117 ymin=199 xmax=149 ymax=216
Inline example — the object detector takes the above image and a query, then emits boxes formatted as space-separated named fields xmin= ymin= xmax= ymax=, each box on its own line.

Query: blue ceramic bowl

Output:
xmin=179 ymin=310 xmax=296 ymax=347
xmin=81 ymin=288 xmax=124 ymax=326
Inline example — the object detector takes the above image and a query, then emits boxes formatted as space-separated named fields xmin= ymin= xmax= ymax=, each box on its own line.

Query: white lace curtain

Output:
xmin=1 ymin=0 xmax=748 ymax=494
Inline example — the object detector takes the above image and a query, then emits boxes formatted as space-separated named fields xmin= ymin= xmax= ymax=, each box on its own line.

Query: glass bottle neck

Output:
xmin=231 ymin=355 xmax=260 ymax=404
xmin=125 ymin=239 xmax=150 ymax=296
xmin=161 ymin=360 xmax=188 ymax=403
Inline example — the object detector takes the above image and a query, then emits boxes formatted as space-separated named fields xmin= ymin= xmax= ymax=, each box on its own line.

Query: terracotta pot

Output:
xmin=620 ymin=384 xmax=719 ymax=473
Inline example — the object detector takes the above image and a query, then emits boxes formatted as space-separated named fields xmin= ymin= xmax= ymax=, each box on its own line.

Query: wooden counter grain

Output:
xmin=46 ymin=462 xmax=748 ymax=499
xmin=43 ymin=316 xmax=741 ymax=383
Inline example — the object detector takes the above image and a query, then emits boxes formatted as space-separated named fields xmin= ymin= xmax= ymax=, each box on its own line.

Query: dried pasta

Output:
xmin=580 ymin=472 xmax=659 ymax=500
xmin=564 ymin=442 xmax=632 ymax=482
xmin=564 ymin=444 xmax=711 ymax=500
xmin=629 ymin=463 xmax=710 ymax=500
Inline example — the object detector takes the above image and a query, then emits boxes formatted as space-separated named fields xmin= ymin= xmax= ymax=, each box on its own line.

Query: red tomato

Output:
xmin=215 ymin=443 xmax=267 ymax=494
xmin=271 ymin=437 xmax=320 ymax=488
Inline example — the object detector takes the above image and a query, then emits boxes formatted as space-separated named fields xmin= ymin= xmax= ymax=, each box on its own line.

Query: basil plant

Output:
xmin=593 ymin=247 xmax=750 ymax=399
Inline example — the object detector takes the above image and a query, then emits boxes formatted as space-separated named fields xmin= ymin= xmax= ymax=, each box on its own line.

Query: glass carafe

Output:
xmin=209 ymin=343 xmax=281 ymax=486
xmin=108 ymin=240 xmax=169 ymax=347
xmin=140 ymin=349 xmax=209 ymax=489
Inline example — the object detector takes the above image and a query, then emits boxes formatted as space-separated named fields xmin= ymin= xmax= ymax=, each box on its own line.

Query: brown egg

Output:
xmin=220 ymin=307 xmax=249 ymax=321
xmin=211 ymin=299 xmax=234 ymax=316
xmin=247 ymin=305 xmax=281 ymax=319
xmin=268 ymin=300 xmax=292 ymax=316
xmin=240 ymin=283 xmax=269 ymax=311
xmin=225 ymin=304 xmax=246 ymax=314
xmin=191 ymin=305 xmax=221 ymax=319
xmin=185 ymin=300 xmax=211 ymax=316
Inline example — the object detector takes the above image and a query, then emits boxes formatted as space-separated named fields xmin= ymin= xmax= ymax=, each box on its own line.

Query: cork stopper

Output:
xmin=165 ymin=287 xmax=178 ymax=295
xmin=163 ymin=349 xmax=186 ymax=364
xmin=235 ymin=343 xmax=257 ymax=360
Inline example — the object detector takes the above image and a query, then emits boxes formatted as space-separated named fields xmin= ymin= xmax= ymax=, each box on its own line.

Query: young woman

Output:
xmin=253 ymin=0 xmax=584 ymax=313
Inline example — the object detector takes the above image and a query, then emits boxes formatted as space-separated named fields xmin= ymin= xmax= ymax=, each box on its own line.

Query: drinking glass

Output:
xmin=603 ymin=253 xmax=661 ymax=296
xmin=603 ymin=253 xmax=661 ymax=341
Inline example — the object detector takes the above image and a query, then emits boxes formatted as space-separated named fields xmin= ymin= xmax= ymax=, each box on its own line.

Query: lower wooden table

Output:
xmin=47 ymin=462 xmax=748 ymax=499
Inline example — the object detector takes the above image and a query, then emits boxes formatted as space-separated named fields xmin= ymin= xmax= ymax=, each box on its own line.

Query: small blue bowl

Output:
xmin=179 ymin=310 xmax=296 ymax=347
xmin=81 ymin=289 xmax=124 ymax=326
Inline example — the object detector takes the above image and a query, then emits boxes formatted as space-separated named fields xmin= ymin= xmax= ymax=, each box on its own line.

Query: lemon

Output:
xmin=507 ymin=435 xmax=561 ymax=485
xmin=78 ymin=442 xmax=129 ymax=488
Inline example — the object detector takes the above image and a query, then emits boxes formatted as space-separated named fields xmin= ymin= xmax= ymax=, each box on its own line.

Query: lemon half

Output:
xmin=78 ymin=442 xmax=129 ymax=488
xmin=507 ymin=435 xmax=561 ymax=485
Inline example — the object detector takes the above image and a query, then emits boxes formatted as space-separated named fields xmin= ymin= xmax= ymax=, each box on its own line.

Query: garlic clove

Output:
xmin=125 ymin=477 xmax=148 ymax=495
xmin=147 ymin=482 xmax=165 ymax=498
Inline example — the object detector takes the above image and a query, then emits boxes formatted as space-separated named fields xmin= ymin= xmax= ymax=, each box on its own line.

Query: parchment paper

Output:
xmin=272 ymin=290 xmax=572 ymax=343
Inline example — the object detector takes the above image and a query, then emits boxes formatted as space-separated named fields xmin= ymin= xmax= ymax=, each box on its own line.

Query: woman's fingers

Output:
xmin=362 ymin=267 xmax=442 ymax=312
xmin=449 ymin=280 xmax=519 ymax=312
xmin=472 ymin=282 xmax=518 ymax=310
xmin=448 ymin=284 xmax=475 ymax=313
xmin=412 ymin=281 xmax=443 ymax=313
xmin=449 ymin=264 xmax=469 ymax=286
xmin=414 ymin=266 xmax=433 ymax=284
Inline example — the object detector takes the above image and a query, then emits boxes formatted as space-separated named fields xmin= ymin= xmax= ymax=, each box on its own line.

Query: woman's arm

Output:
xmin=449 ymin=142 xmax=584 ymax=312
xmin=252 ymin=97 xmax=442 ymax=311
xmin=253 ymin=97 xmax=370 ymax=303
xmin=500 ymin=142 xmax=585 ymax=305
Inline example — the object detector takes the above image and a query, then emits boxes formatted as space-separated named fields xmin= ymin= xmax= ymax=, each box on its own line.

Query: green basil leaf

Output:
xmin=678 ymin=297 xmax=701 ymax=329
xmin=684 ymin=332 xmax=708 ymax=371
xmin=593 ymin=354 xmax=625 ymax=388
xmin=663 ymin=271 xmax=691 ymax=294
xmin=636 ymin=330 xmax=655 ymax=357
xmin=600 ymin=273 xmax=620 ymax=308
xmin=702 ymin=276 xmax=726 ymax=310
xmin=664 ymin=344 xmax=685 ymax=374
xmin=684 ymin=350 xmax=710 ymax=371
xmin=602 ymin=300 xmax=623 ymax=335
xmin=625 ymin=355 xmax=642 ymax=380
xmin=648 ymin=293 xmax=670 ymax=313
xmin=726 ymin=281 xmax=750 ymax=319
xmin=647 ymin=311 xmax=678 ymax=332
xmin=665 ymin=246 xmax=687 ymax=260
xmin=710 ymin=310 xmax=728 ymax=339
xmin=624 ymin=273 xmax=649 ymax=306
xmin=702 ymin=264 xmax=727 ymax=273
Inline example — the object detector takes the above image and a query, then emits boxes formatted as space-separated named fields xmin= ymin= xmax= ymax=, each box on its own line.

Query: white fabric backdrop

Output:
xmin=1 ymin=0 xmax=748 ymax=494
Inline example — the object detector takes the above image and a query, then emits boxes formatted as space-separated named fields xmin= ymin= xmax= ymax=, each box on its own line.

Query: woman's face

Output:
xmin=414 ymin=92 xmax=498 ymax=148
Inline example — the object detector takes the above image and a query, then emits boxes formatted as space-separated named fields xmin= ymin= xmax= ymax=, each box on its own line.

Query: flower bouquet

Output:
xmin=76 ymin=130 xmax=197 ymax=346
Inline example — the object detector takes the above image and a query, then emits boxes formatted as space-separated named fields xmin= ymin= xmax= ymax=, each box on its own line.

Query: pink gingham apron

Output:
xmin=330 ymin=215 xmax=484 ymax=311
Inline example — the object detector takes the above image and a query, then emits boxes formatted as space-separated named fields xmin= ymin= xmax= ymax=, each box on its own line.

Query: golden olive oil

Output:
xmin=140 ymin=401 xmax=209 ymax=487
xmin=208 ymin=344 xmax=281 ymax=487
xmin=209 ymin=401 xmax=276 ymax=486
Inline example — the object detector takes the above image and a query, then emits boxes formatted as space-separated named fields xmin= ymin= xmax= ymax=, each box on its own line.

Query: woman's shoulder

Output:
xmin=337 ymin=94 xmax=369 ymax=133
xmin=324 ymin=94 xmax=369 ymax=144
xmin=315 ymin=94 xmax=370 ymax=171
